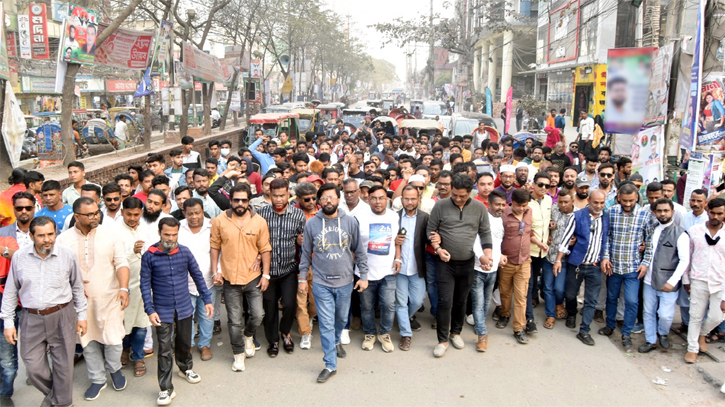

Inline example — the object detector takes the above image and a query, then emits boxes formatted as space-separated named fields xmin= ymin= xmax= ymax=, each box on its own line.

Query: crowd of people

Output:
xmin=0 ymin=124 xmax=724 ymax=406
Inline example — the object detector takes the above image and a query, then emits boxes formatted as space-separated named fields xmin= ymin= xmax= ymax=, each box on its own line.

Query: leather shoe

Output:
xmin=495 ymin=316 xmax=509 ymax=329
xmin=283 ymin=336 xmax=294 ymax=353
xmin=335 ymin=343 xmax=346 ymax=358
xmin=267 ymin=342 xmax=279 ymax=357
xmin=513 ymin=331 xmax=528 ymax=344
xmin=598 ymin=326 xmax=614 ymax=336
xmin=638 ymin=342 xmax=656 ymax=353
xmin=316 ymin=368 xmax=336 ymax=383
xmin=399 ymin=336 xmax=411 ymax=351
xmin=622 ymin=335 xmax=632 ymax=348
xmin=576 ymin=332 xmax=595 ymax=346
xmin=200 ymin=346 xmax=212 ymax=361
xmin=566 ymin=316 xmax=576 ymax=329
xmin=684 ymin=352 xmax=697 ymax=364
xmin=658 ymin=335 xmax=670 ymax=349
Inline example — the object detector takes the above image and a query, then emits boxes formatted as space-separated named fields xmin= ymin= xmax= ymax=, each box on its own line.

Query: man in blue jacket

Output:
xmin=553 ymin=189 xmax=609 ymax=346
xmin=140 ymin=217 xmax=213 ymax=406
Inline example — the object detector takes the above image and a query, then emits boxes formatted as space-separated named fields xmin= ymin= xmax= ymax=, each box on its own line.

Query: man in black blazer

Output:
xmin=394 ymin=185 xmax=430 ymax=351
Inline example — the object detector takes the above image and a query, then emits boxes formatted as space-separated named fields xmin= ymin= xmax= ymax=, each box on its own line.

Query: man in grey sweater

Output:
xmin=428 ymin=173 xmax=493 ymax=357
xmin=299 ymin=183 xmax=368 ymax=383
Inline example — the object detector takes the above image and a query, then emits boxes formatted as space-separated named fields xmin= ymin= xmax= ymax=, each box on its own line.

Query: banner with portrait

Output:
xmin=59 ymin=5 xmax=98 ymax=65
xmin=643 ymin=43 xmax=673 ymax=128
xmin=605 ymin=47 xmax=656 ymax=134
xmin=174 ymin=60 xmax=193 ymax=90
xmin=150 ymin=21 xmax=172 ymax=77
xmin=696 ymin=75 xmax=725 ymax=150
xmin=680 ymin=0 xmax=706 ymax=150
xmin=630 ymin=125 xmax=664 ymax=185
xmin=94 ymin=25 xmax=153 ymax=70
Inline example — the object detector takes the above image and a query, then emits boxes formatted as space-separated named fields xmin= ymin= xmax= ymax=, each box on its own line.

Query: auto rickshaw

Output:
xmin=381 ymin=98 xmax=394 ymax=116
xmin=246 ymin=113 xmax=300 ymax=145
xmin=371 ymin=116 xmax=398 ymax=136
xmin=263 ymin=105 xmax=292 ymax=114
xmin=341 ymin=108 xmax=369 ymax=130
xmin=399 ymin=119 xmax=445 ymax=138
xmin=292 ymin=108 xmax=320 ymax=133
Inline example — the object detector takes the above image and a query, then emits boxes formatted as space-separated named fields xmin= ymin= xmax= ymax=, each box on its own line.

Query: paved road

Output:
xmin=8 ymin=302 xmax=695 ymax=407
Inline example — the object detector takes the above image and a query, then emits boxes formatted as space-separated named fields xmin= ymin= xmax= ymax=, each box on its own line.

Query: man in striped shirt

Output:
xmin=598 ymin=183 xmax=652 ymax=349
xmin=554 ymin=190 xmax=609 ymax=346
xmin=257 ymin=179 xmax=305 ymax=356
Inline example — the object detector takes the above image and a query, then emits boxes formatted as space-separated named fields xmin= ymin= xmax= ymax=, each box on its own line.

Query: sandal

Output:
xmin=671 ymin=324 xmax=688 ymax=335
xmin=544 ymin=317 xmax=555 ymax=329
xmin=120 ymin=349 xmax=129 ymax=367
xmin=706 ymin=332 xmax=725 ymax=343
xmin=555 ymin=304 xmax=567 ymax=319
xmin=134 ymin=360 xmax=146 ymax=377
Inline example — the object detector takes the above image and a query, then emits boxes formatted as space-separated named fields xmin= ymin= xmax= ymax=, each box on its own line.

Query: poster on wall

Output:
xmin=680 ymin=0 xmax=707 ymax=150
xmin=630 ymin=125 xmax=664 ymax=185
xmin=605 ymin=47 xmax=656 ymax=134
xmin=696 ymin=75 xmax=725 ymax=150
xmin=94 ymin=25 xmax=153 ymax=70
xmin=643 ymin=43 xmax=673 ymax=128
xmin=59 ymin=5 xmax=98 ymax=65
xmin=250 ymin=60 xmax=261 ymax=78
xmin=683 ymin=151 xmax=705 ymax=209
xmin=703 ymin=153 xmax=723 ymax=197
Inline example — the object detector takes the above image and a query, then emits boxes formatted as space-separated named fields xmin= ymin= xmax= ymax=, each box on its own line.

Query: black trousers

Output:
xmin=262 ymin=272 xmax=298 ymax=344
xmin=435 ymin=257 xmax=475 ymax=343
xmin=156 ymin=314 xmax=192 ymax=392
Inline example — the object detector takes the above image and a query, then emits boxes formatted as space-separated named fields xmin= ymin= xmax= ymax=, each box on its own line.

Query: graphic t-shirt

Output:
xmin=354 ymin=208 xmax=398 ymax=281
xmin=36 ymin=205 xmax=73 ymax=233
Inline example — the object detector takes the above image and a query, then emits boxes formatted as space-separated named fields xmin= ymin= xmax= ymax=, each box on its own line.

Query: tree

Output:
xmin=61 ymin=0 xmax=143 ymax=165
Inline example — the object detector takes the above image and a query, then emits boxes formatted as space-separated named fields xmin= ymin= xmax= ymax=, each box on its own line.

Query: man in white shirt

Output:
xmin=638 ymin=199 xmax=690 ymax=353
xmin=177 ymin=198 xmax=216 ymax=361
xmin=470 ymin=190 xmax=506 ymax=352
xmin=577 ymin=111 xmax=595 ymax=156
xmin=355 ymin=186 xmax=400 ymax=353
xmin=115 ymin=115 xmax=128 ymax=145
xmin=339 ymin=178 xmax=370 ymax=217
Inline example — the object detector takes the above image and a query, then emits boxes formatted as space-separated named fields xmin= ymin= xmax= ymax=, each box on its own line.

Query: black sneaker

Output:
xmin=525 ymin=319 xmax=538 ymax=334
xmin=335 ymin=343 xmax=346 ymax=358
xmin=566 ymin=316 xmax=576 ymax=329
xmin=316 ymin=368 xmax=336 ymax=383
xmin=492 ymin=307 xmax=501 ymax=321
xmin=495 ymin=316 xmax=510 ymax=329
xmin=576 ymin=332 xmax=595 ymax=346
xmin=658 ymin=335 xmax=670 ymax=349
xmin=513 ymin=331 xmax=529 ymax=344
xmin=622 ymin=335 xmax=633 ymax=349
xmin=598 ymin=326 xmax=614 ymax=336
xmin=410 ymin=317 xmax=422 ymax=332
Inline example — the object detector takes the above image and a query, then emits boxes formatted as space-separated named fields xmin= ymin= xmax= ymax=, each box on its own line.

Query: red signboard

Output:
xmin=29 ymin=3 xmax=50 ymax=59
xmin=6 ymin=32 xmax=17 ymax=58
xmin=106 ymin=79 xmax=137 ymax=92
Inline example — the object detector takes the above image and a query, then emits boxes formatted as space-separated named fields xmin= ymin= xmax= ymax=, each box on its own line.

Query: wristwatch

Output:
xmin=119 ymin=288 xmax=129 ymax=293
xmin=262 ymin=274 xmax=271 ymax=280
xmin=1 ymin=247 xmax=8 ymax=259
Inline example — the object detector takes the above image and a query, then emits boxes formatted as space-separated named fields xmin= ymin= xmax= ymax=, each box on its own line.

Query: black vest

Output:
xmin=651 ymin=223 xmax=686 ymax=291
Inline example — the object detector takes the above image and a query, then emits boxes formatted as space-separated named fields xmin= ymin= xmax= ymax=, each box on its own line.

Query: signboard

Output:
xmin=106 ymin=79 xmax=137 ymax=93
xmin=250 ymin=59 xmax=261 ymax=78
xmin=485 ymin=87 xmax=493 ymax=116
xmin=60 ymin=5 xmax=98 ymax=65
xmin=6 ymin=32 xmax=17 ymax=59
xmin=76 ymin=77 xmax=104 ymax=92
xmin=230 ymin=91 xmax=241 ymax=112
xmin=604 ymin=47 xmax=656 ymax=134
xmin=680 ymin=0 xmax=706 ymax=150
xmin=2 ymin=84 xmax=27 ymax=168
xmin=150 ymin=21 xmax=172 ymax=76
xmin=51 ymin=1 xmax=100 ymax=23
xmin=174 ymin=60 xmax=193 ymax=89
xmin=182 ymin=41 xmax=228 ymax=83
xmin=21 ymin=76 xmax=58 ymax=93
xmin=547 ymin=0 xmax=579 ymax=64
xmin=17 ymin=15 xmax=31 ymax=59
xmin=683 ymin=152 xmax=705 ymax=208
xmin=95 ymin=24 xmax=153 ymax=70
xmin=281 ymin=75 xmax=293 ymax=93
xmin=631 ymin=125 xmax=664 ymax=185
xmin=643 ymin=43 xmax=673 ymax=128
xmin=28 ymin=3 xmax=49 ymax=59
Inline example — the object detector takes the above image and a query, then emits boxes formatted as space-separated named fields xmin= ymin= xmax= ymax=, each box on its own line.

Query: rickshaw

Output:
xmin=341 ymin=108 xmax=369 ymax=130
xmin=449 ymin=112 xmax=499 ymax=141
xmin=82 ymin=119 xmax=119 ymax=154
xmin=21 ymin=115 xmax=44 ymax=159
xmin=399 ymin=119 xmax=445 ymax=138
xmin=410 ymin=99 xmax=424 ymax=112
xmin=112 ymin=110 xmax=142 ymax=146
xmin=371 ymin=116 xmax=398 ymax=136
xmin=291 ymin=108 xmax=320 ymax=133
xmin=317 ymin=104 xmax=341 ymax=121
xmin=246 ymin=113 xmax=300 ymax=144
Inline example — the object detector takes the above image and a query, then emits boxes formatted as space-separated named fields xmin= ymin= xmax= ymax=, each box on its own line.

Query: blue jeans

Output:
xmin=642 ymin=283 xmax=678 ymax=344
xmin=470 ymin=271 xmax=497 ymax=336
xmin=606 ymin=272 xmax=640 ymax=336
xmin=425 ymin=252 xmax=438 ymax=317
xmin=122 ymin=327 xmax=148 ymax=362
xmin=191 ymin=288 xmax=216 ymax=349
xmin=0 ymin=315 xmax=18 ymax=396
xmin=360 ymin=274 xmax=396 ymax=335
xmin=542 ymin=260 xmax=567 ymax=318
xmin=395 ymin=273 xmax=427 ymax=337
xmin=312 ymin=282 xmax=353 ymax=371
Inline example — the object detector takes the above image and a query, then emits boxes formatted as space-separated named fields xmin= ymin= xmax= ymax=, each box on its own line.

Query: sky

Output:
xmin=324 ymin=0 xmax=452 ymax=87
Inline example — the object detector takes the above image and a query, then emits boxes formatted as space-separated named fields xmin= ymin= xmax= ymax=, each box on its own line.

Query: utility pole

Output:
xmin=428 ymin=0 xmax=434 ymax=98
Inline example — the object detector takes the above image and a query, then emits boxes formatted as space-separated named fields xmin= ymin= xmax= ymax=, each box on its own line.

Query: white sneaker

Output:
xmin=232 ymin=353 xmax=245 ymax=372
xmin=244 ymin=335 xmax=255 ymax=357
xmin=300 ymin=334 xmax=312 ymax=349
xmin=157 ymin=390 xmax=176 ymax=406
xmin=341 ymin=329 xmax=351 ymax=345
xmin=466 ymin=314 xmax=475 ymax=326
xmin=178 ymin=369 xmax=201 ymax=384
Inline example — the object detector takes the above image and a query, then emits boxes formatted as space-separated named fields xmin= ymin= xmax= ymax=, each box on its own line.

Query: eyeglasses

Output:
xmin=599 ymin=173 xmax=614 ymax=178
xmin=536 ymin=182 xmax=551 ymax=189
xmin=301 ymin=197 xmax=316 ymax=203
xmin=318 ymin=196 xmax=336 ymax=202
xmin=104 ymin=197 xmax=121 ymax=202
xmin=77 ymin=210 xmax=101 ymax=218
xmin=14 ymin=206 xmax=33 ymax=212
xmin=343 ymin=190 xmax=359 ymax=195
xmin=231 ymin=198 xmax=249 ymax=203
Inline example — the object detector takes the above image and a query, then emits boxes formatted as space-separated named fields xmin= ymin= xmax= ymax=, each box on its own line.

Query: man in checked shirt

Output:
xmin=598 ymin=183 xmax=653 ymax=349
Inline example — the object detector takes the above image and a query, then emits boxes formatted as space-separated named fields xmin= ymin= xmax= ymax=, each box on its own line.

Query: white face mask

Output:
xmin=221 ymin=148 xmax=231 ymax=156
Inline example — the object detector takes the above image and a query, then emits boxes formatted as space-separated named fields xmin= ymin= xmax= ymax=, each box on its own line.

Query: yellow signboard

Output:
xmin=281 ymin=75 xmax=293 ymax=93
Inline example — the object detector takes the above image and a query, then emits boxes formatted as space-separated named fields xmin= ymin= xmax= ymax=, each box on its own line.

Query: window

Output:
xmin=615 ymin=1 xmax=638 ymax=48
xmin=579 ymin=1 xmax=598 ymax=58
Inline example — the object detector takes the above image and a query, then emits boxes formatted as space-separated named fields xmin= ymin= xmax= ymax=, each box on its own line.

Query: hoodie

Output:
xmin=299 ymin=209 xmax=368 ymax=287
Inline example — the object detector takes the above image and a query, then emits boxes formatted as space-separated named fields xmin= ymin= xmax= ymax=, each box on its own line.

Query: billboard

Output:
xmin=94 ymin=25 xmax=153 ymax=70
xmin=631 ymin=125 xmax=664 ymax=186
xmin=604 ymin=47 xmax=656 ymax=134
xmin=547 ymin=0 xmax=579 ymax=64
xmin=59 ymin=5 xmax=98 ymax=65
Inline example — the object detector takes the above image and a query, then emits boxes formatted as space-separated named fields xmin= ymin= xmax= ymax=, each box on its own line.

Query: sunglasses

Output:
xmin=599 ymin=173 xmax=614 ymax=178
xmin=536 ymin=182 xmax=551 ymax=189
xmin=302 ymin=197 xmax=316 ymax=202
xmin=104 ymin=197 xmax=121 ymax=202
xmin=14 ymin=206 xmax=33 ymax=212
xmin=518 ymin=221 xmax=525 ymax=235
xmin=231 ymin=198 xmax=250 ymax=203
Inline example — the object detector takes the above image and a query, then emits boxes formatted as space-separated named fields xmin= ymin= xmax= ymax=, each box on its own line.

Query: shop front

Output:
xmin=76 ymin=76 xmax=105 ymax=110
xmin=19 ymin=76 xmax=61 ymax=115
xmin=572 ymin=64 xmax=607 ymax=123
xmin=106 ymin=79 xmax=139 ymax=107
xmin=546 ymin=69 xmax=574 ymax=119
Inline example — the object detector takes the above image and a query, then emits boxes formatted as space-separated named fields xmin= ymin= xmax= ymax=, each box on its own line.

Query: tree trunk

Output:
xmin=220 ymin=69 xmax=238 ymax=131
xmin=180 ymin=89 xmax=189 ymax=137
xmin=61 ymin=64 xmax=80 ymax=165
xmin=143 ymin=94 xmax=151 ymax=149
xmin=203 ymin=83 xmax=212 ymax=135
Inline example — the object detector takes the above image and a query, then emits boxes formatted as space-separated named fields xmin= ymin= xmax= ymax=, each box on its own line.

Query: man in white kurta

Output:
xmin=57 ymin=198 xmax=130 ymax=399
xmin=115 ymin=198 xmax=151 ymax=375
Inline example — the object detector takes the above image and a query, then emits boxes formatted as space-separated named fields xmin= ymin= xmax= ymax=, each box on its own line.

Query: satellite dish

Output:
xmin=279 ymin=55 xmax=290 ymax=68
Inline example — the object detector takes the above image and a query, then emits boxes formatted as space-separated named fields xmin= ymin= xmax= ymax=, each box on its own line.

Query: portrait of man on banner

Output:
xmin=60 ymin=5 xmax=98 ymax=65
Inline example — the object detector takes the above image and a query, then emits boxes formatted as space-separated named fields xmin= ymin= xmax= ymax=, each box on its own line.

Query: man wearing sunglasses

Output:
xmin=101 ymin=183 xmax=123 ymax=222
xmin=526 ymin=173 xmax=554 ymax=334
xmin=596 ymin=163 xmax=617 ymax=204
xmin=0 ymin=191 xmax=36 ymax=250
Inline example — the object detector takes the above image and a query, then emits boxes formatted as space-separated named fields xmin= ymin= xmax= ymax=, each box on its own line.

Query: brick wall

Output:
xmin=56 ymin=129 xmax=244 ymax=189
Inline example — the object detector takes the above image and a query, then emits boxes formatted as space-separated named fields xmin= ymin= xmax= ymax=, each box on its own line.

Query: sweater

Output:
xmin=427 ymin=197 xmax=492 ymax=261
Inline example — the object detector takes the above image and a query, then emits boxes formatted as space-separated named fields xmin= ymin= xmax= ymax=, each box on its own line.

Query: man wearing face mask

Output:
xmin=638 ymin=199 xmax=689 ymax=354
